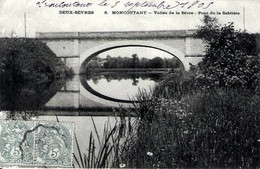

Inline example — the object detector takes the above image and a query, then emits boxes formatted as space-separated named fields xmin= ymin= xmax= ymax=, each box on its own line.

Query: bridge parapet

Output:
xmin=36 ymin=32 xmax=79 ymax=39
xmin=36 ymin=30 xmax=197 ymax=39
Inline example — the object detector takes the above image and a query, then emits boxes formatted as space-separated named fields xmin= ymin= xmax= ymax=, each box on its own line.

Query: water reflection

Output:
xmin=86 ymin=73 xmax=162 ymax=85
xmin=0 ymin=73 xmax=164 ymax=117
xmin=83 ymin=73 xmax=162 ymax=102
xmin=0 ymin=78 xmax=64 ymax=119
xmin=0 ymin=72 xmax=162 ymax=166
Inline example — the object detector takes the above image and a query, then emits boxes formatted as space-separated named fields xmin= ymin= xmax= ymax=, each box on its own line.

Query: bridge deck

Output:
xmin=36 ymin=30 xmax=197 ymax=39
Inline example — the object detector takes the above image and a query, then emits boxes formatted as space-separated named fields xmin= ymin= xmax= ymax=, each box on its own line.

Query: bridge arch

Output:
xmin=79 ymin=41 xmax=190 ymax=74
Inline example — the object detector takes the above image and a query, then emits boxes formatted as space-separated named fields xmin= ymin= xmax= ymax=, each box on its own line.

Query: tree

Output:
xmin=196 ymin=15 xmax=260 ymax=89
xmin=140 ymin=58 xmax=150 ymax=68
xmin=149 ymin=57 xmax=164 ymax=68
xmin=87 ymin=60 xmax=100 ymax=68
xmin=132 ymin=54 xmax=139 ymax=68
xmin=163 ymin=57 xmax=182 ymax=68
xmin=104 ymin=55 xmax=118 ymax=68
xmin=0 ymin=37 xmax=69 ymax=114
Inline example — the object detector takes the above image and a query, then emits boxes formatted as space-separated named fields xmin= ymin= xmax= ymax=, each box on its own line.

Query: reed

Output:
xmin=73 ymin=113 xmax=138 ymax=168
xmin=119 ymin=79 xmax=260 ymax=168
xmin=74 ymin=72 xmax=260 ymax=168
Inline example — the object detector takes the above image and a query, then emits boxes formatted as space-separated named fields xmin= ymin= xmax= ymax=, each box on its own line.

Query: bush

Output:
xmin=154 ymin=71 xmax=197 ymax=99
xmin=196 ymin=16 xmax=260 ymax=89
xmin=119 ymin=16 xmax=260 ymax=169
xmin=0 ymin=38 xmax=72 ymax=113
xmin=0 ymin=38 xmax=71 ymax=83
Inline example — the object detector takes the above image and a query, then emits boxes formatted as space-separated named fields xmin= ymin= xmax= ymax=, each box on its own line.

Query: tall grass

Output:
xmin=73 ymin=114 xmax=138 ymax=168
xmin=117 ymin=73 xmax=260 ymax=168
xmin=73 ymin=71 xmax=260 ymax=168
xmin=154 ymin=71 xmax=197 ymax=99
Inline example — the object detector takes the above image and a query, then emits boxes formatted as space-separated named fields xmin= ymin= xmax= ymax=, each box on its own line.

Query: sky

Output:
xmin=98 ymin=47 xmax=175 ymax=59
xmin=0 ymin=0 xmax=260 ymax=37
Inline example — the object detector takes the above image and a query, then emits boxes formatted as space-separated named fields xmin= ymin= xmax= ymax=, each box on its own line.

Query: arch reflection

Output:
xmin=80 ymin=73 xmax=162 ymax=104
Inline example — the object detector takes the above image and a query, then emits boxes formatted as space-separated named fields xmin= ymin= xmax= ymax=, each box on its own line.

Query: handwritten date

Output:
xmin=36 ymin=0 xmax=214 ymax=10
xmin=123 ymin=0 xmax=214 ymax=11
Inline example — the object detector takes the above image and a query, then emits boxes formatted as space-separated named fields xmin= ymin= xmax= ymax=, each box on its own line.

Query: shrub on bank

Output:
xmin=196 ymin=16 xmax=260 ymax=89
xmin=153 ymin=71 xmax=197 ymax=99
xmin=0 ymin=37 xmax=73 ymax=112
xmin=117 ymin=15 xmax=260 ymax=168
xmin=0 ymin=38 xmax=73 ymax=84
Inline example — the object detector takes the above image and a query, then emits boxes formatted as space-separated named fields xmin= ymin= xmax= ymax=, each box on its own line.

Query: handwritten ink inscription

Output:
xmin=36 ymin=0 xmax=93 ymax=8
xmin=36 ymin=0 xmax=214 ymax=11
xmin=122 ymin=0 xmax=214 ymax=11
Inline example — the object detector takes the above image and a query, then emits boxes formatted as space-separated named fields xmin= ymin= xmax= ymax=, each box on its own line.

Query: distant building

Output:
xmin=99 ymin=60 xmax=107 ymax=67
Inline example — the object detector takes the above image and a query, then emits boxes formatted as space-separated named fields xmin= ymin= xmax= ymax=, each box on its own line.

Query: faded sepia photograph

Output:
xmin=0 ymin=0 xmax=260 ymax=168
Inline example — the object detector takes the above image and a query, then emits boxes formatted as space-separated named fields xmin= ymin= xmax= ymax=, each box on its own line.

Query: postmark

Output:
xmin=0 ymin=121 xmax=34 ymax=165
xmin=0 ymin=120 xmax=74 ymax=167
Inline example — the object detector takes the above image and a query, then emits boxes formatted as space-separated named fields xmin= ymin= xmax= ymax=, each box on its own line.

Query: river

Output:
xmin=0 ymin=72 xmax=164 ymax=167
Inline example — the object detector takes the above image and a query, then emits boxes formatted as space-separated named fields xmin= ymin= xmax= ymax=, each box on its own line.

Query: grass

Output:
xmin=116 ymin=73 xmax=260 ymax=168
xmin=73 ymin=113 xmax=138 ymax=168
xmin=73 ymin=71 xmax=260 ymax=168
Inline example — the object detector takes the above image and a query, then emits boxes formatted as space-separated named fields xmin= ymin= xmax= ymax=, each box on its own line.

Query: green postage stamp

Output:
xmin=0 ymin=120 xmax=74 ymax=167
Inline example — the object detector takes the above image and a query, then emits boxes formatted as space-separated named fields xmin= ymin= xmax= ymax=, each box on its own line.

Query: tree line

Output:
xmin=87 ymin=54 xmax=182 ymax=69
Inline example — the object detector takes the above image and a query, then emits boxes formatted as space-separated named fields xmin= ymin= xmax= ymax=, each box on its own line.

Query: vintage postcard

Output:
xmin=0 ymin=0 xmax=260 ymax=168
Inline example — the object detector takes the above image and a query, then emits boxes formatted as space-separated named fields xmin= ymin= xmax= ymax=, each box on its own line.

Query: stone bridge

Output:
xmin=36 ymin=30 xmax=205 ymax=74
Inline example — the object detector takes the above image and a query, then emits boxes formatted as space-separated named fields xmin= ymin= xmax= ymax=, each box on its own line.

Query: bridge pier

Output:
xmin=61 ymin=57 xmax=80 ymax=74
xmin=45 ymin=75 xmax=80 ymax=109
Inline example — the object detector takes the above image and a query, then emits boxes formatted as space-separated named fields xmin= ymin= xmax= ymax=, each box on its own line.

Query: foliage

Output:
xmin=0 ymin=38 xmax=73 ymax=83
xmin=0 ymin=37 xmax=73 ymax=115
xmin=90 ymin=55 xmax=182 ymax=69
xmin=196 ymin=15 xmax=260 ymax=89
xmin=120 ymin=87 xmax=260 ymax=168
xmin=86 ymin=72 xmax=162 ymax=86
xmin=154 ymin=71 xmax=197 ymax=99
xmin=118 ymin=17 xmax=260 ymax=168
xmin=148 ymin=57 xmax=164 ymax=68
xmin=2 ymin=79 xmax=64 ymax=120
xmin=131 ymin=54 xmax=139 ymax=68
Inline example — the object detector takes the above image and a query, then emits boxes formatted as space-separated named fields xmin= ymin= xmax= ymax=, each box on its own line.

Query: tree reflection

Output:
xmin=0 ymin=38 xmax=71 ymax=120
xmin=0 ymin=78 xmax=63 ymax=120
xmin=132 ymin=77 xmax=139 ymax=86
xmin=86 ymin=72 xmax=163 ymax=86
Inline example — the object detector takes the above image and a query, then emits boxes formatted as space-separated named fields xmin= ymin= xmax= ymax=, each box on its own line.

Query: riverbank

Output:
xmin=0 ymin=37 xmax=74 ymax=118
xmin=86 ymin=68 xmax=175 ymax=74
xmin=0 ymin=37 xmax=74 ymax=81
xmin=116 ymin=71 xmax=260 ymax=168
xmin=113 ymin=19 xmax=260 ymax=167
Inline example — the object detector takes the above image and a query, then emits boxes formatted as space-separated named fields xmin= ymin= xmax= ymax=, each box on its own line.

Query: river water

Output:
xmin=43 ymin=73 xmax=163 ymax=167
xmin=44 ymin=73 xmax=162 ymax=111
xmin=0 ymin=72 xmax=164 ymax=167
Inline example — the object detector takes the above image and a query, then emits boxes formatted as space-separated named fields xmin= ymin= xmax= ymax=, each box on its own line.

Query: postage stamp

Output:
xmin=34 ymin=121 xmax=74 ymax=167
xmin=0 ymin=121 xmax=34 ymax=165
xmin=0 ymin=120 xmax=74 ymax=167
